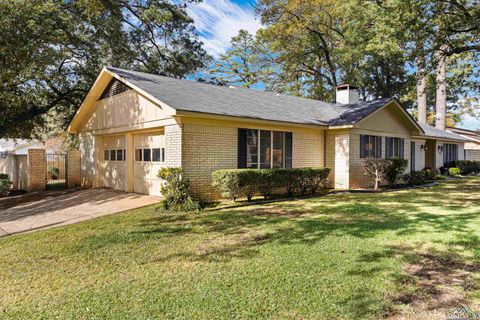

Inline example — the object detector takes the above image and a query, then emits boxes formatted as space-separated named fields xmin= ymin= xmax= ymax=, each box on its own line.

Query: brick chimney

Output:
xmin=336 ymin=84 xmax=360 ymax=104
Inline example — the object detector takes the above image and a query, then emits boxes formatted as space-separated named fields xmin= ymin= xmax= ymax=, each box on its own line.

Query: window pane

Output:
xmin=135 ymin=149 xmax=142 ymax=161
xmin=110 ymin=149 xmax=116 ymax=161
xmin=152 ymin=148 xmax=161 ymax=162
xmin=143 ymin=149 xmax=151 ymax=162
xmin=117 ymin=149 xmax=123 ymax=161
xmin=260 ymin=130 xmax=272 ymax=168
xmin=104 ymin=150 xmax=109 ymax=161
xmin=161 ymin=148 xmax=165 ymax=162
xmin=246 ymin=129 xmax=258 ymax=168
xmin=272 ymin=131 xmax=284 ymax=168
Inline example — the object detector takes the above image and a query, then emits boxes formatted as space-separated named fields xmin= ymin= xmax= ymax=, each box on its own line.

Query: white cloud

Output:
xmin=188 ymin=0 xmax=262 ymax=57
xmin=458 ymin=114 xmax=480 ymax=130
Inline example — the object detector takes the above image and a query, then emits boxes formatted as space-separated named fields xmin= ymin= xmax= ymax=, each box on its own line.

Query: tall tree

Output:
xmin=0 ymin=0 xmax=209 ymax=138
xmin=207 ymin=30 xmax=272 ymax=88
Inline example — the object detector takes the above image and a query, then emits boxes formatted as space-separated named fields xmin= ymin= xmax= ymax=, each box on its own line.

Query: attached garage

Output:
xmin=102 ymin=135 xmax=126 ymax=191
xmin=133 ymin=132 xmax=165 ymax=196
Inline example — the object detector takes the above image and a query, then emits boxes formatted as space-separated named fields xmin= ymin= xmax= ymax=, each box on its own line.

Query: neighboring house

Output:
xmin=447 ymin=126 xmax=480 ymax=161
xmin=68 ymin=67 xmax=467 ymax=199
xmin=0 ymin=139 xmax=43 ymax=190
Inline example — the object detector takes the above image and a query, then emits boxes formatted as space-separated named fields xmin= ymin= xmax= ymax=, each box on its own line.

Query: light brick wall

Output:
xmin=165 ymin=124 xmax=182 ymax=167
xmin=28 ymin=149 xmax=46 ymax=191
xmin=67 ymin=150 xmax=81 ymax=188
xmin=348 ymin=131 xmax=412 ymax=188
xmin=180 ymin=120 xmax=325 ymax=200
xmin=182 ymin=123 xmax=237 ymax=199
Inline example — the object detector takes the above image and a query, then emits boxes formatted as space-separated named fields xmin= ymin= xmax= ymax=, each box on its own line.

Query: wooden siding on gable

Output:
xmin=82 ymin=91 xmax=170 ymax=132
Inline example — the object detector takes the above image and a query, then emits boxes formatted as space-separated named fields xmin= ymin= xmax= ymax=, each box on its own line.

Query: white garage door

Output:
xmin=103 ymin=135 xmax=126 ymax=191
xmin=134 ymin=133 xmax=165 ymax=196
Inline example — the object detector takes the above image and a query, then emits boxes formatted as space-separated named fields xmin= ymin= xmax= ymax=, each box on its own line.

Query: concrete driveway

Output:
xmin=0 ymin=188 xmax=161 ymax=237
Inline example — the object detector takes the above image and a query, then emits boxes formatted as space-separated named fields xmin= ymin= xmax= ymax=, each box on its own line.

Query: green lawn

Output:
xmin=1 ymin=178 xmax=480 ymax=319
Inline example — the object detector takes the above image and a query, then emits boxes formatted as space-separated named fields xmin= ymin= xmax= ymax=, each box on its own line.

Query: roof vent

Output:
xmin=336 ymin=84 xmax=359 ymax=104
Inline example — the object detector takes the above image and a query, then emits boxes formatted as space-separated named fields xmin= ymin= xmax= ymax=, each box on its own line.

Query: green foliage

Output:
xmin=0 ymin=0 xmax=208 ymax=138
xmin=456 ymin=160 xmax=480 ymax=175
xmin=402 ymin=171 xmax=428 ymax=186
xmin=0 ymin=173 xmax=12 ymax=196
xmin=211 ymin=168 xmax=331 ymax=201
xmin=422 ymin=167 xmax=436 ymax=180
xmin=205 ymin=30 xmax=275 ymax=88
xmin=212 ymin=170 xmax=242 ymax=200
xmin=448 ymin=167 xmax=461 ymax=176
xmin=384 ymin=158 xmax=408 ymax=187
xmin=157 ymin=167 xmax=199 ymax=212
xmin=48 ymin=167 xmax=60 ymax=180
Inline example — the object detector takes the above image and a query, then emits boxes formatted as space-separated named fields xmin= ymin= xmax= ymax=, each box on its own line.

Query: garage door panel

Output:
xmin=134 ymin=132 xmax=165 ymax=196
xmin=103 ymin=135 xmax=126 ymax=191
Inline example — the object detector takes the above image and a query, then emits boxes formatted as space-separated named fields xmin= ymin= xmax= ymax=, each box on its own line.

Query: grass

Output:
xmin=1 ymin=178 xmax=480 ymax=319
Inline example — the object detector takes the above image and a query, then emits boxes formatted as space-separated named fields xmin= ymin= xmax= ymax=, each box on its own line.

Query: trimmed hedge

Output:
xmin=448 ymin=167 xmax=461 ymax=176
xmin=212 ymin=168 xmax=331 ymax=201
xmin=455 ymin=160 xmax=480 ymax=175
xmin=384 ymin=158 xmax=408 ymax=187
xmin=403 ymin=171 xmax=428 ymax=186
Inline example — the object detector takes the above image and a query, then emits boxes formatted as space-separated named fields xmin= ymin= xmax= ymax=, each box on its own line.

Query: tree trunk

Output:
xmin=416 ymin=56 xmax=427 ymax=124
xmin=435 ymin=50 xmax=447 ymax=131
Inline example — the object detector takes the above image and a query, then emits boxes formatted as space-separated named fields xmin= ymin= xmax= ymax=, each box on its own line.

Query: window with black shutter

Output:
xmin=360 ymin=135 xmax=382 ymax=158
xmin=238 ymin=129 xmax=292 ymax=169
xmin=386 ymin=137 xmax=404 ymax=158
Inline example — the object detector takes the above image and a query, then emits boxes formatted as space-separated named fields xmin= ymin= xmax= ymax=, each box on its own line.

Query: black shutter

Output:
xmin=285 ymin=132 xmax=293 ymax=168
xmin=385 ymin=138 xmax=391 ymax=158
xmin=400 ymin=139 xmax=405 ymax=158
xmin=377 ymin=136 xmax=382 ymax=158
xmin=360 ymin=135 xmax=365 ymax=158
xmin=238 ymin=129 xmax=247 ymax=168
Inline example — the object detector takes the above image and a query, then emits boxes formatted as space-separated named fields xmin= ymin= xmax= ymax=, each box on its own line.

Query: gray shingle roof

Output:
xmin=107 ymin=67 xmax=393 ymax=126
xmin=419 ymin=123 xmax=469 ymax=142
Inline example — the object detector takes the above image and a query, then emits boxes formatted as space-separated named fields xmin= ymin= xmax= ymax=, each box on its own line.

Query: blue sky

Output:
xmin=187 ymin=0 xmax=260 ymax=57
xmin=187 ymin=0 xmax=480 ymax=130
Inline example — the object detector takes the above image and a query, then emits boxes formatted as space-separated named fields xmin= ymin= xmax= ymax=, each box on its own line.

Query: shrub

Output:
xmin=157 ymin=168 xmax=199 ymax=212
xmin=423 ymin=167 xmax=436 ymax=180
xmin=364 ymin=159 xmax=390 ymax=191
xmin=403 ymin=171 xmax=427 ymax=186
xmin=439 ymin=166 xmax=448 ymax=175
xmin=384 ymin=158 xmax=408 ymax=187
xmin=456 ymin=160 xmax=480 ymax=175
xmin=448 ymin=167 xmax=461 ymax=176
xmin=297 ymin=168 xmax=331 ymax=195
xmin=211 ymin=168 xmax=330 ymax=201
xmin=212 ymin=170 xmax=241 ymax=200
xmin=0 ymin=173 xmax=12 ymax=196
xmin=48 ymin=167 xmax=60 ymax=180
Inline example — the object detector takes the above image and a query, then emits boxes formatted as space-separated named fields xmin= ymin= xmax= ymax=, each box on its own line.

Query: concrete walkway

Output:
xmin=0 ymin=188 xmax=161 ymax=237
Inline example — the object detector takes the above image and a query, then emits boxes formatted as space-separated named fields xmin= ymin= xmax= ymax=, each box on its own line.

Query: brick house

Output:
xmin=68 ymin=67 xmax=467 ymax=199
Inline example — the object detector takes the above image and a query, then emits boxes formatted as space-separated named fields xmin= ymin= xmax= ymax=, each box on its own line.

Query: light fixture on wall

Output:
xmin=420 ymin=145 xmax=428 ymax=152
xmin=437 ymin=145 xmax=444 ymax=153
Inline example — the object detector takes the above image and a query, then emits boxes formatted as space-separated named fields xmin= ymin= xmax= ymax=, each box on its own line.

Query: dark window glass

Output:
xmin=272 ymin=131 xmax=284 ymax=168
xmin=135 ymin=149 xmax=142 ymax=161
xmin=152 ymin=148 xmax=161 ymax=162
xmin=246 ymin=129 xmax=258 ymax=168
xmin=161 ymin=148 xmax=165 ymax=162
xmin=360 ymin=135 xmax=382 ymax=158
xmin=386 ymin=137 xmax=404 ymax=158
xmin=444 ymin=144 xmax=458 ymax=165
xmin=260 ymin=130 xmax=272 ymax=168
xmin=104 ymin=150 xmax=109 ymax=161
xmin=117 ymin=149 xmax=124 ymax=161
xmin=143 ymin=148 xmax=151 ymax=162
xmin=110 ymin=149 xmax=116 ymax=161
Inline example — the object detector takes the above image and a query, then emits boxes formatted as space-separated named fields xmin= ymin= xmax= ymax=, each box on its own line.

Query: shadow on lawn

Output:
xmin=73 ymin=178 xmax=480 ymax=318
